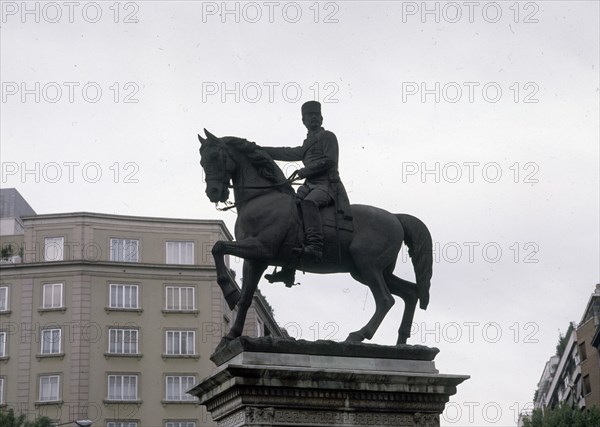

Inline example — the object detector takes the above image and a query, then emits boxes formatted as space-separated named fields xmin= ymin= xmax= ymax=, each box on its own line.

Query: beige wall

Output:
xmin=0 ymin=213 xmax=279 ymax=426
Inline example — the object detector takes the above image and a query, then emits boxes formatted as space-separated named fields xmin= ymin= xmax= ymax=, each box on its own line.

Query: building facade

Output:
xmin=574 ymin=285 xmax=600 ymax=408
xmin=531 ymin=284 xmax=600 ymax=413
xmin=0 ymin=188 xmax=283 ymax=426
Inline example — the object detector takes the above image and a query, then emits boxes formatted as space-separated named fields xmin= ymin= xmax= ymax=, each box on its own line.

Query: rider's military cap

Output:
xmin=301 ymin=100 xmax=321 ymax=115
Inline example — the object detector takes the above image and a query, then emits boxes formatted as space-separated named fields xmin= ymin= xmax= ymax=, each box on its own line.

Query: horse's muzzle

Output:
xmin=206 ymin=186 xmax=229 ymax=203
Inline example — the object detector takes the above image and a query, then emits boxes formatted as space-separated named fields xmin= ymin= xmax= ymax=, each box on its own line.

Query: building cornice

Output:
xmin=579 ymin=293 xmax=600 ymax=325
xmin=0 ymin=260 xmax=218 ymax=280
xmin=20 ymin=212 xmax=233 ymax=240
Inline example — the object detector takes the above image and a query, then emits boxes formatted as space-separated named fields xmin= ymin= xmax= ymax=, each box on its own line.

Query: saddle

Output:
xmin=319 ymin=204 xmax=354 ymax=233
xmin=293 ymin=201 xmax=354 ymax=262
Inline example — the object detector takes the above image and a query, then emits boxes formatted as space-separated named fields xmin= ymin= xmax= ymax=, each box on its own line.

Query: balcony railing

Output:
xmin=0 ymin=256 xmax=22 ymax=264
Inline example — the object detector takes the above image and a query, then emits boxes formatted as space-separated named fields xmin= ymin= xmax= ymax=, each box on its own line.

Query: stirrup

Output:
xmin=264 ymin=268 xmax=298 ymax=288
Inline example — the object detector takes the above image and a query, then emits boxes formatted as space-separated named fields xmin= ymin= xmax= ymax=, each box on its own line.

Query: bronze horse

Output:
xmin=198 ymin=130 xmax=433 ymax=347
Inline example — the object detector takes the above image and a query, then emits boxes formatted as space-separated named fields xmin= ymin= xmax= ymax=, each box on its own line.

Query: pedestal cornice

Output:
xmin=190 ymin=337 xmax=469 ymax=427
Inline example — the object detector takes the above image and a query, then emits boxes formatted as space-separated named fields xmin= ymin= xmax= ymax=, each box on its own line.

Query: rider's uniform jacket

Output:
xmin=262 ymin=127 xmax=340 ymax=199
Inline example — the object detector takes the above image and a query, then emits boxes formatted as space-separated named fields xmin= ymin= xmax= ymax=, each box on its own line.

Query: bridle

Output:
xmin=206 ymin=146 xmax=302 ymax=212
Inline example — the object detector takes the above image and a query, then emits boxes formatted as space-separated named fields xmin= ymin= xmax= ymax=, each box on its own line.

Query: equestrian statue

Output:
xmin=198 ymin=101 xmax=433 ymax=348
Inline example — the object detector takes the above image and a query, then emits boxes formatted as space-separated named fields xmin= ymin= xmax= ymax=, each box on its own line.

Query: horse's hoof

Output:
xmin=345 ymin=331 xmax=365 ymax=342
xmin=215 ymin=336 xmax=234 ymax=352
xmin=396 ymin=337 xmax=408 ymax=346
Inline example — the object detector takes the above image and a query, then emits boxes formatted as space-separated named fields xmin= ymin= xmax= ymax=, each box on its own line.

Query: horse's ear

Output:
xmin=198 ymin=134 xmax=206 ymax=145
xmin=204 ymin=129 xmax=218 ymax=141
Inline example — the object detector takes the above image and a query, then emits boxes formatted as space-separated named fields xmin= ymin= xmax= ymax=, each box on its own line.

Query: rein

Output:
xmin=226 ymin=179 xmax=302 ymax=190
xmin=215 ymin=174 xmax=302 ymax=212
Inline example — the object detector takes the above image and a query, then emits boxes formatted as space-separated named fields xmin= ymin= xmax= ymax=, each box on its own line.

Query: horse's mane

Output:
xmin=224 ymin=137 xmax=295 ymax=196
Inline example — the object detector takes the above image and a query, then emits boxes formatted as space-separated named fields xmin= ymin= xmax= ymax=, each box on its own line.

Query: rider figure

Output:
xmin=262 ymin=101 xmax=349 ymax=286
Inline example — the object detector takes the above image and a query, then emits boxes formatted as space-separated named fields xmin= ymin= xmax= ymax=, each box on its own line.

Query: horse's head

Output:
xmin=198 ymin=129 xmax=236 ymax=203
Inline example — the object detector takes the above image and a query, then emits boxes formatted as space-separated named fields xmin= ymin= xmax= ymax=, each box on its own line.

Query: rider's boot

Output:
xmin=264 ymin=267 xmax=296 ymax=287
xmin=292 ymin=199 xmax=324 ymax=262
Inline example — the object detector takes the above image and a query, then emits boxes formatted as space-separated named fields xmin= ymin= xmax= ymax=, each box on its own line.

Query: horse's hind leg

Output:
xmin=383 ymin=269 xmax=419 ymax=345
xmin=345 ymin=267 xmax=395 ymax=342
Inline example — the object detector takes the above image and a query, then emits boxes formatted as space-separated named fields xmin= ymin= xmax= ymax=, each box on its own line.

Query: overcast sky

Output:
xmin=1 ymin=1 xmax=599 ymax=425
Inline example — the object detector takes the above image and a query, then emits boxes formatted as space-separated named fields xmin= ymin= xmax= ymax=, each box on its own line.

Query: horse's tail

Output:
xmin=396 ymin=214 xmax=433 ymax=310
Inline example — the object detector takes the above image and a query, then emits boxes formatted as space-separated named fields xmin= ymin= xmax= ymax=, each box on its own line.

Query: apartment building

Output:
xmin=574 ymin=285 xmax=600 ymax=408
xmin=0 ymin=188 xmax=283 ymax=426
xmin=532 ymin=284 xmax=600 ymax=412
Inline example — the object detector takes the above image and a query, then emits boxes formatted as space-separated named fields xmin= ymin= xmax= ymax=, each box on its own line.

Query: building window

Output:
xmin=165 ymin=286 xmax=195 ymax=311
xmin=165 ymin=423 xmax=196 ymax=427
xmin=44 ymin=237 xmax=64 ymax=261
xmin=256 ymin=318 xmax=263 ymax=337
xmin=109 ymin=284 xmax=139 ymax=309
xmin=0 ymin=332 xmax=6 ymax=357
xmin=39 ymin=375 xmax=60 ymax=402
xmin=42 ymin=283 xmax=63 ymax=308
xmin=166 ymin=242 xmax=194 ymax=265
xmin=110 ymin=239 xmax=139 ymax=262
xmin=41 ymin=329 xmax=61 ymax=355
xmin=107 ymin=375 xmax=138 ymax=401
xmin=108 ymin=329 xmax=139 ymax=354
xmin=579 ymin=342 xmax=587 ymax=361
xmin=0 ymin=287 xmax=8 ymax=311
xmin=0 ymin=378 xmax=4 ymax=405
xmin=107 ymin=422 xmax=137 ymax=427
xmin=583 ymin=374 xmax=592 ymax=395
xmin=165 ymin=331 xmax=195 ymax=355
xmin=165 ymin=376 xmax=197 ymax=401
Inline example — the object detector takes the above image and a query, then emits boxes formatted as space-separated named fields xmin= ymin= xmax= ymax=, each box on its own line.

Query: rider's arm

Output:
xmin=261 ymin=146 xmax=303 ymax=161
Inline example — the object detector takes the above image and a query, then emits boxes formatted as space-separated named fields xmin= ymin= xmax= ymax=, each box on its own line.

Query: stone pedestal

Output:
xmin=189 ymin=337 xmax=469 ymax=427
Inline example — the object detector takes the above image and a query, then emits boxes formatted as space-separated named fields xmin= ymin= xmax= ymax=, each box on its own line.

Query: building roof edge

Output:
xmin=20 ymin=211 xmax=233 ymax=239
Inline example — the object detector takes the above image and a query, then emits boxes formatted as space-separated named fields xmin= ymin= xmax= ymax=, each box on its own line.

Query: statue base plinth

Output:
xmin=189 ymin=337 xmax=469 ymax=427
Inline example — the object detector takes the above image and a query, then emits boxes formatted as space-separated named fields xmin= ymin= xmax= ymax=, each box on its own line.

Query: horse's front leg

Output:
xmin=211 ymin=240 xmax=242 ymax=310
xmin=219 ymin=259 xmax=267 ymax=348
xmin=211 ymin=237 xmax=272 ymax=309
